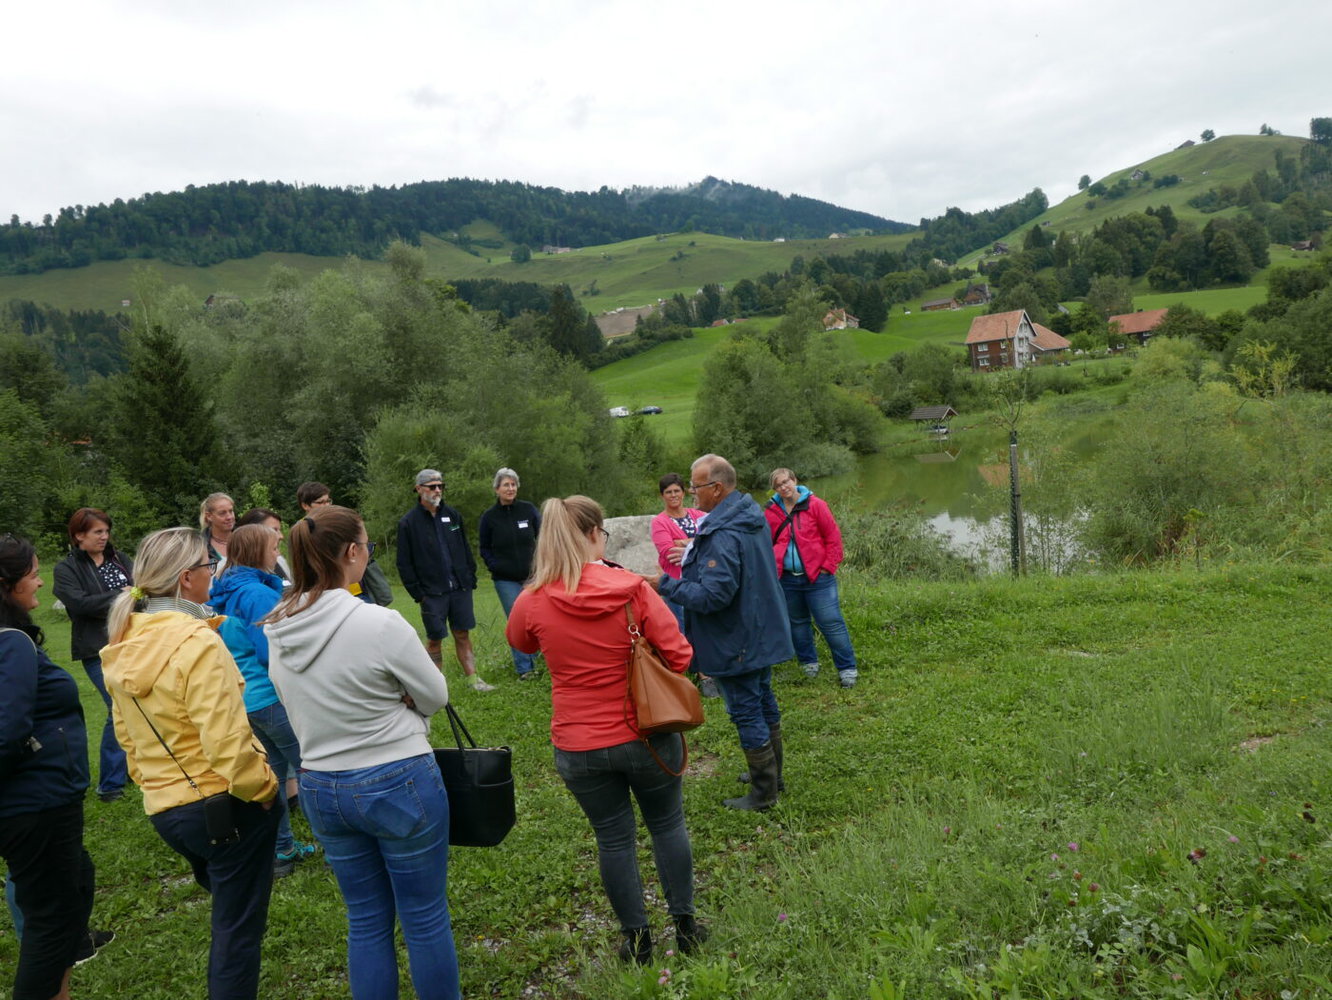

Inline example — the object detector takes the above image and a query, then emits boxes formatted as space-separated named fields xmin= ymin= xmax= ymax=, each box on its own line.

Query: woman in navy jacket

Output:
xmin=0 ymin=534 xmax=97 ymax=1000
xmin=52 ymin=508 xmax=134 ymax=802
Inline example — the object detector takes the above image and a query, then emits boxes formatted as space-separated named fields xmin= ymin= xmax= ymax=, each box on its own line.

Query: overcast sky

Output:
xmin=3 ymin=0 xmax=1328 ymax=229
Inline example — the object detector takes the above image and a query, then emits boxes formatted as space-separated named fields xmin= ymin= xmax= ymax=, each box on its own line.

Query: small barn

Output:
xmin=909 ymin=405 xmax=958 ymax=435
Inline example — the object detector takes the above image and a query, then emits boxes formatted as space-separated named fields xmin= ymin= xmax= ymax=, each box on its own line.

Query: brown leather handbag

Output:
xmin=623 ymin=603 xmax=704 ymax=775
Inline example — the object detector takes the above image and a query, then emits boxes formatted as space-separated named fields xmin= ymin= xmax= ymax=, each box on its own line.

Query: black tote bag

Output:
xmin=433 ymin=703 xmax=515 ymax=847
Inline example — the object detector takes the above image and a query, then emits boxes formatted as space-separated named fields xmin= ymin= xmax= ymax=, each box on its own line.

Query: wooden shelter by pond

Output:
xmin=909 ymin=405 xmax=958 ymax=435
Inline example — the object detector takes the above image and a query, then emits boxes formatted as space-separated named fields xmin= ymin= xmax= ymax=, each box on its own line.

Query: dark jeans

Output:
xmin=150 ymin=797 xmax=280 ymax=1000
xmin=554 ymin=735 xmax=694 ymax=931
xmin=248 ymin=702 xmax=303 ymax=855
xmin=0 ymin=802 xmax=95 ymax=1000
xmin=715 ymin=667 xmax=781 ymax=750
xmin=492 ymin=578 xmax=534 ymax=675
xmin=300 ymin=755 xmax=459 ymax=1000
xmin=82 ymin=656 xmax=129 ymax=794
xmin=780 ymin=573 xmax=857 ymax=672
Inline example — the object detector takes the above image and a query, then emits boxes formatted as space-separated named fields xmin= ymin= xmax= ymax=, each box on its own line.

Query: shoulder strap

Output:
xmin=0 ymin=626 xmax=38 ymax=652
xmin=131 ymin=697 xmax=204 ymax=799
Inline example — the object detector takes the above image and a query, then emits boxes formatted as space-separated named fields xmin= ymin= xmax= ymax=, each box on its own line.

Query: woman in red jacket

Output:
xmin=506 ymin=495 xmax=705 ymax=967
xmin=765 ymin=468 xmax=858 ymax=688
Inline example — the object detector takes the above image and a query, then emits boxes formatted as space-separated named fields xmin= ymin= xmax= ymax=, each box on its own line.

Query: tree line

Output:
xmin=0 ymin=177 xmax=905 ymax=276
xmin=0 ymin=244 xmax=667 ymax=550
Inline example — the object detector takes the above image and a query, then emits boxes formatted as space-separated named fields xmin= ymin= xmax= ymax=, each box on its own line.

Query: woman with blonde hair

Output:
xmin=209 ymin=525 xmax=316 ymax=877
xmin=263 ymin=506 xmax=458 ymax=1000
xmin=199 ymin=493 xmax=236 ymax=574
xmin=506 ymin=496 xmax=704 ymax=966
xmin=101 ymin=527 xmax=279 ymax=1000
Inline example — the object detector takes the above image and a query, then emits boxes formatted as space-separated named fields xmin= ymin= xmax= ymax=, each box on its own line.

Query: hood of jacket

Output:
xmin=209 ymin=565 xmax=283 ymax=616
xmin=697 ymin=490 xmax=766 ymax=538
xmin=100 ymin=611 xmax=223 ymax=698
xmin=543 ymin=562 xmax=644 ymax=621
xmin=263 ymin=588 xmax=363 ymax=674
xmin=768 ymin=484 xmax=813 ymax=510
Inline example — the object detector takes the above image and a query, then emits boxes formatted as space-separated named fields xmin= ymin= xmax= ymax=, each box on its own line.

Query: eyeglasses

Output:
xmin=687 ymin=481 xmax=718 ymax=494
xmin=597 ymin=527 xmax=610 ymax=541
xmin=190 ymin=558 xmax=221 ymax=572
xmin=359 ymin=541 xmax=378 ymax=558
xmin=420 ymin=483 xmax=444 ymax=491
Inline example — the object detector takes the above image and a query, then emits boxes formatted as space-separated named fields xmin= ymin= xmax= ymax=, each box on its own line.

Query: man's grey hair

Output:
xmin=691 ymin=454 xmax=736 ymax=489
xmin=493 ymin=467 xmax=519 ymax=490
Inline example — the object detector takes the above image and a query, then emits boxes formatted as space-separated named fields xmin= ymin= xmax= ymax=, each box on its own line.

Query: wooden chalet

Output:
xmin=823 ymin=308 xmax=860 ymax=331
xmin=921 ymin=297 xmax=959 ymax=312
xmin=965 ymin=310 xmax=1035 ymax=371
xmin=1108 ymin=308 xmax=1168 ymax=346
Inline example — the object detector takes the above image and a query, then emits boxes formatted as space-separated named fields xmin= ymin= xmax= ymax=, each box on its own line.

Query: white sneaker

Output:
xmin=801 ymin=662 xmax=820 ymax=678
xmin=467 ymin=675 xmax=496 ymax=692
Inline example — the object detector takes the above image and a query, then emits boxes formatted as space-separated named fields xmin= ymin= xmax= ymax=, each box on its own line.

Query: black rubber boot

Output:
xmin=723 ymin=742 xmax=779 ymax=811
xmin=673 ymin=914 xmax=710 ymax=956
xmin=738 ymin=724 xmax=784 ymax=791
xmin=618 ymin=927 xmax=652 ymax=965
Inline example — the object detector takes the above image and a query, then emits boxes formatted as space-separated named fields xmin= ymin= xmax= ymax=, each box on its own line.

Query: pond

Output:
xmin=813 ymin=418 xmax=1109 ymax=571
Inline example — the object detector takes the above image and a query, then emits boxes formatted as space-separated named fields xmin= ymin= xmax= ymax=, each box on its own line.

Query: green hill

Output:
xmin=0 ymin=229 xmax=918 ymax=313
xmin=971 ymin=133 xmax=1310 ymax=261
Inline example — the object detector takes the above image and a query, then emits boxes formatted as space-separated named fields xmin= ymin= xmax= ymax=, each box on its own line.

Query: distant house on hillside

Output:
xmin=921 ymin=297 xmax=958 ymax=312
xmin=961 ymin=283 xmax=992 ymax=306
xmin=828 ymin=232 xmax=848 ymax=239
xmin=988 ymin=241 xmax=1011 ymax=256
xmin=965 ymin=310 xmax=1036 ymax=371
xmin=1292 ymin=240 xmax=1315 ymax=251
xmin=542 ymin=245 xmax=572 ymax=254
xmin=1108 ymin=308 xmax=1168 ymax=346
xmin=1175 ymin=139 xmax=1196 ymax=150
xmin=823 ymin=308 xmax=860 ymax=331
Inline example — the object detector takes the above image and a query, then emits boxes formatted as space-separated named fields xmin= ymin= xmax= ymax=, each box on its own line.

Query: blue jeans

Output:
xmin=554 ymin=735 xmax=694 ymax=931
xmin=780 ymin=573 xmax=857 ymax=673
xmin=716 ymin=667 xmax=781 ymax=750
xmin=492 ymin=579 xmax=534 ymax=674
xmin=300 ymin=755 xmax=459 ymax=1000
xmin=82 ymin=657 xmax=129 ymax=794
xmin=149 ymin=797 xmax=279 ymax=1000
xmin=248 ymin=702 xmax=302 ymax=855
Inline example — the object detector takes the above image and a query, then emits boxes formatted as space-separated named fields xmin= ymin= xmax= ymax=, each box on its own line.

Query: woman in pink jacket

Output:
xmin=765 ymin=468 xmax=858 ymax=689
xmin=649 ymin=474 xmax=718 ymax=697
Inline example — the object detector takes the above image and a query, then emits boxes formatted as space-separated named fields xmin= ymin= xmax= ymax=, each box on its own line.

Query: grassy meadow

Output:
xmin=973 ymin=133 xmax=1311 ymax=258
xmin=9 ymin=558 xmax=1332 ymax=999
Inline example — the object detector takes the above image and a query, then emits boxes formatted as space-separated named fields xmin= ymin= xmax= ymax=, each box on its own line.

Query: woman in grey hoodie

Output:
xmin=263 ymin=506 xmax=458 ymax=1000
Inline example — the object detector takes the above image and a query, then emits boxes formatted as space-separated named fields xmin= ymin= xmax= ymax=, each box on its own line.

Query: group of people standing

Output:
xmin=1 ymin=456 xmax=858 ymax=994
xmin=2 ymin=487 xmax=460 ymax=1000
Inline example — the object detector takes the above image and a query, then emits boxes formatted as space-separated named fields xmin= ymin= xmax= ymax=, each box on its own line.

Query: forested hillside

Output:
xmin=0 ymin=176 xmax=906 ymax=276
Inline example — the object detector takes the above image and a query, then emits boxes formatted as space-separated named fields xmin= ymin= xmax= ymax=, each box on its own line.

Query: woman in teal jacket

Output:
xmin=209 ymin=525 xmax=315 ymax=877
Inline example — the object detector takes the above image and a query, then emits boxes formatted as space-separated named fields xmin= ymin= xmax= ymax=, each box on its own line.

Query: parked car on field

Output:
xmin=638 ymin=405 xmax=663 ymax=415
xmin=608 ymin=406 xmax=631 ymax=418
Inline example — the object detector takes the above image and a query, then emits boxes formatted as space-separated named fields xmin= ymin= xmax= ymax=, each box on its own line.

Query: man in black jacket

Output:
xmin=396 ymin=469 xmax=495 ymax=691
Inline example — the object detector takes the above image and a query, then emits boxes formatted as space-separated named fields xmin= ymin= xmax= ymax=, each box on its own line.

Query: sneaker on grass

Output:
xmin=468 ymin=675 xmax=496 ymax=692
xmin=274 ymin=842 xmax=319 ymax=878
xmin=74 ymin=929 xmax=115 ymax=966
xmin=801 ymin=662 xmax=820 ymax=678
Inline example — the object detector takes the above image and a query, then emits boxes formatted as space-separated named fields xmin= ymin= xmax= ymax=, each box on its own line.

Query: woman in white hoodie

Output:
xmin=263 ymin=506 xmax=458 ymax=1000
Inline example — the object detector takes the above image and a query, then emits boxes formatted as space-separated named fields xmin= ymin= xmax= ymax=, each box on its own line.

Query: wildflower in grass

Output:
xmin=665 ymin=949 xmax=675 ymax=957
xmin=777 ymin=912 xmax=789 ymax=923
xmin=1073 ymin=870 xmax=1082 ymax=880
xmin=1088 ymin=883 xmax=1100 ymax=892
xmin=1067 ymin=842 xmax=1079 ymax=852
xmin=1187 ymin=847 xmax=1206 ymax=863
xmin=1050 ymin=853 xmax=1059 ymax=862
xmin=658 ymin=974 xmax=670 ymax=985
xmin=1228 ymin=835 xmax=1239 ymax=843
